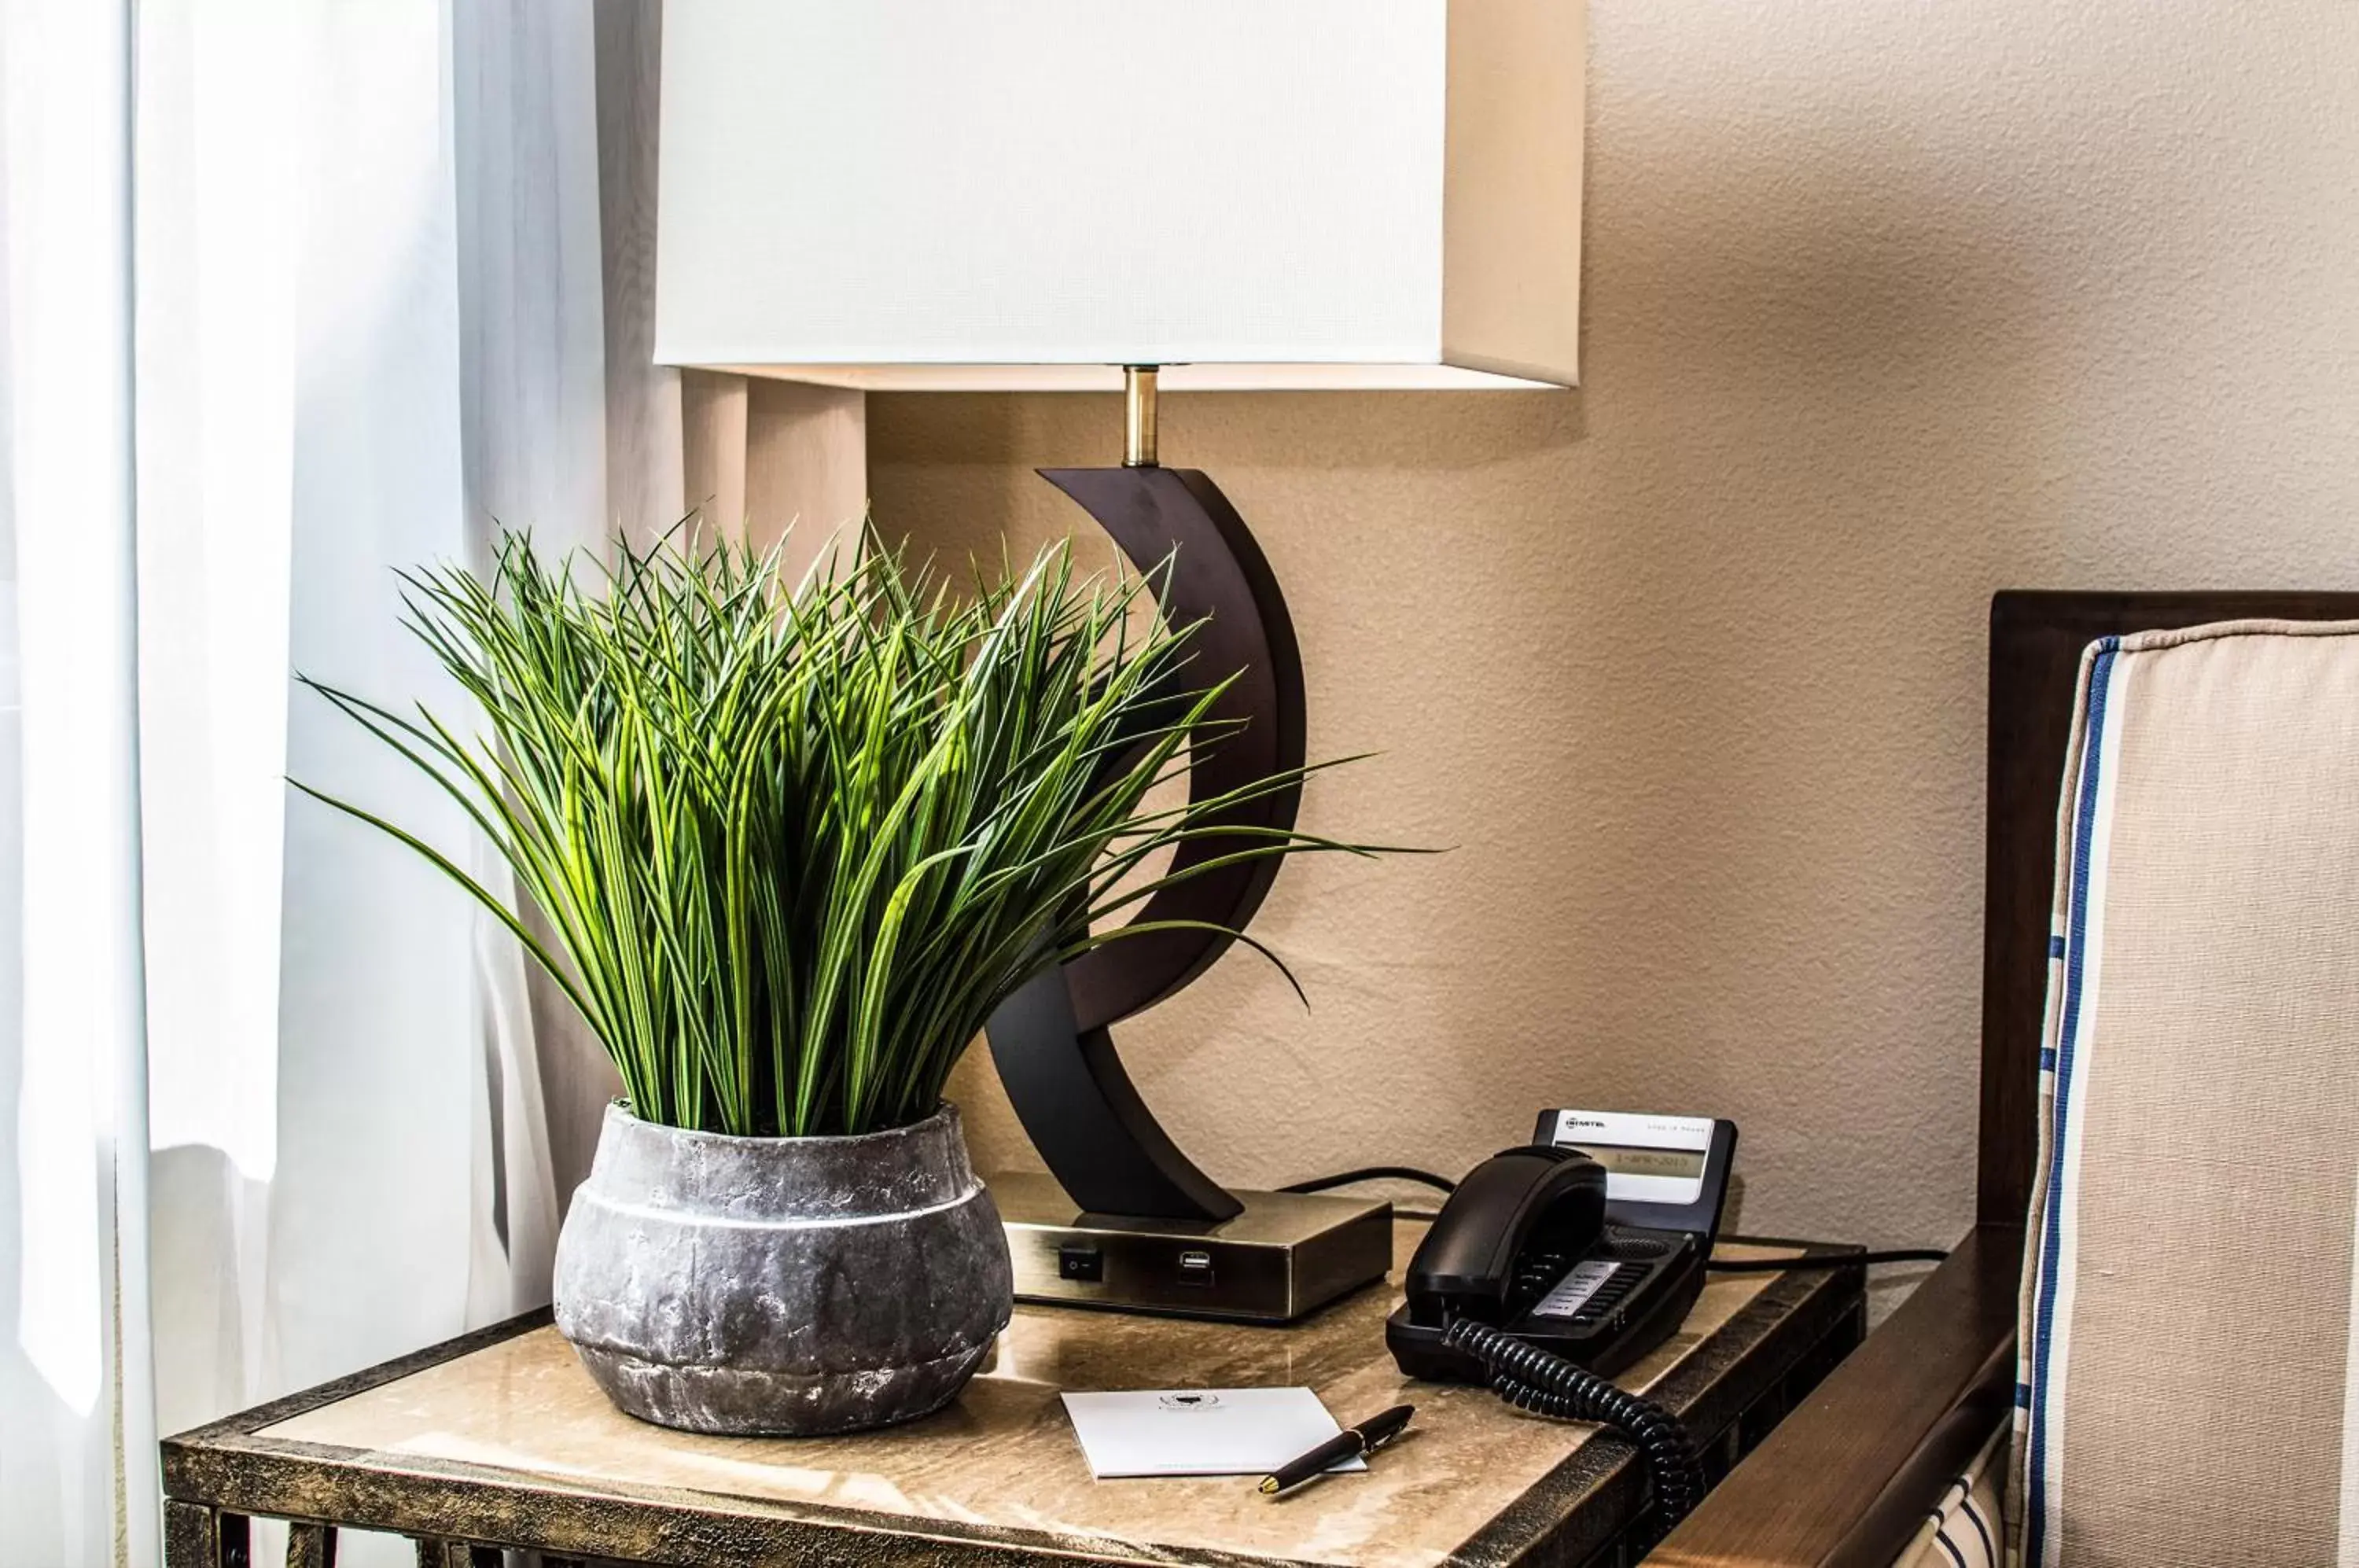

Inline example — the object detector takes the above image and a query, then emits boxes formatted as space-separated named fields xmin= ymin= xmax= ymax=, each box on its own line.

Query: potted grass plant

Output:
xmin=296 ymin=527 xmax=1372 ymax=1435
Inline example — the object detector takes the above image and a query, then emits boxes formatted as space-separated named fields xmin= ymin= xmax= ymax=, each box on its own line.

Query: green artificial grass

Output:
xmin=296 ymin=528 xmax=1376 ymax=1137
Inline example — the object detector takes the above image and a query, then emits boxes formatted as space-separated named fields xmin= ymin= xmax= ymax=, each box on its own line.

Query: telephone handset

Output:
xmin=1384 ymin=1110 xmax=1739 ymax=1533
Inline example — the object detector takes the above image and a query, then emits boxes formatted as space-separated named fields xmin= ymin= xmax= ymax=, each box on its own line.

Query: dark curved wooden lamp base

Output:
xmin=984 ymin=464 xmax=1305 ymax=1223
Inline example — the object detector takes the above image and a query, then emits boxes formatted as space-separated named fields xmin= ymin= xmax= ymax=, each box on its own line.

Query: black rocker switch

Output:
xmin=1058 ymin=1242 xmax=1104 ymax=1283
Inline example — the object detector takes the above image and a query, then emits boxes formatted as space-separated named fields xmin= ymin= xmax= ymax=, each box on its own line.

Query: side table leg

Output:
xmin=164 ymin=1504 xmax=252 ymax=1568
xmin=412 ymin=1542 xmax=502 ymax=1568
xmin=285 ymin=1522 xmax=337 ymax=1568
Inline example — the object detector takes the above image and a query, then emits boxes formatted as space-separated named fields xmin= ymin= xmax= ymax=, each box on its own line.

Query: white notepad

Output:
xmin=1059 ymin=1387 xmax=1370 ymax=1479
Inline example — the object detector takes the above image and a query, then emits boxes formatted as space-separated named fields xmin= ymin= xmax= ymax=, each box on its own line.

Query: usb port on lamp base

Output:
xmin=1176 ymin=1250 xmax=1216 ymax=1287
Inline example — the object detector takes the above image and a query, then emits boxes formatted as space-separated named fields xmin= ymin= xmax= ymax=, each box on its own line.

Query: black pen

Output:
xmin=1258 ymin=1404 xmax=1416 ymax=1495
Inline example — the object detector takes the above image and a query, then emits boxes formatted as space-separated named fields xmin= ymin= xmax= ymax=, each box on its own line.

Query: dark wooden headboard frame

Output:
xmin=1660 ymin=588 xmax=2359 ymax=1568
xmin=1977 ymin=591 xmax=2359 ymax=1226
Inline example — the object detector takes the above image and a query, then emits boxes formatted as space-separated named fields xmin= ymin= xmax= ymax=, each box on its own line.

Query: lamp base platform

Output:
xmin=988 ymin=1172 xmax=1392 ymax=1323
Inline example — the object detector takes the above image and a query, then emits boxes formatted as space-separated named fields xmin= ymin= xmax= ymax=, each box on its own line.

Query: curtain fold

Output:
xmin=452 ymin=0 xmax=621 ymax=1295
xmin=0 ymin=2 xmax=153 ymax=1565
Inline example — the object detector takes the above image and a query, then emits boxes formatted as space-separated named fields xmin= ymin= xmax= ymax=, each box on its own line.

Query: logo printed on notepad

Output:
xmin=1157 ymin=1393 xmax=1223 ymax=1411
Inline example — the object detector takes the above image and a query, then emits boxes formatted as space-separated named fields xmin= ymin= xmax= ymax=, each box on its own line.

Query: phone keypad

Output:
xmin=1521 ymin=1257 xmax=1662 ymax=1328
xmin=1561 ymin=1261 xmax=1643 ymax=1326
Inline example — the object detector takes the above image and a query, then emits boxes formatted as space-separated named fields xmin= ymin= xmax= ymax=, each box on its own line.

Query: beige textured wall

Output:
xmin=867 ymin=1 xmax=2359 ymax=1256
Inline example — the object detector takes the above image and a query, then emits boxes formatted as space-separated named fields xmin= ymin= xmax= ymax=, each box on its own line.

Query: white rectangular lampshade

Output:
xmin=654 ymin=0 xmax=1581 ymax=392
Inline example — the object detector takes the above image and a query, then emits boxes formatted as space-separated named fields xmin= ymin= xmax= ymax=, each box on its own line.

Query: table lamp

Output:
xmin=656 ymin=0 xmax=1581 ymax=1321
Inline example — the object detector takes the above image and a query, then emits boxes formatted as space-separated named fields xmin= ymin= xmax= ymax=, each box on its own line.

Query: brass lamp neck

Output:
xmin=1123 ymin=365 xmax=1159 ymax=468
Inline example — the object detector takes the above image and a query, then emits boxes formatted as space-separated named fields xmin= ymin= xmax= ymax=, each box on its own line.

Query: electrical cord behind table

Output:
xmin=1277 ymin=1165 xmax=1456 ymax=1221
xmin=1707 ymin=1242 xmax=1948 ymax=1272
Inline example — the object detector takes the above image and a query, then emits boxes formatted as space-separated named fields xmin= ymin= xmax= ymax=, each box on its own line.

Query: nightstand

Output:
xmin=161 ymin=1228 xmax=1864 ymax=1568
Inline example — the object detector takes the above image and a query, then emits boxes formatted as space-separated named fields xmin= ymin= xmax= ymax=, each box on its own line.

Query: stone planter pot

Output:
xmin=552 ymin=1101 xmax=1011 ymax=1436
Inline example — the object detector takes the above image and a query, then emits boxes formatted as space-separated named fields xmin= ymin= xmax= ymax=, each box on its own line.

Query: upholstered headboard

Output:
xmin=1978 ymin=591 xmax=2359 ymax=1225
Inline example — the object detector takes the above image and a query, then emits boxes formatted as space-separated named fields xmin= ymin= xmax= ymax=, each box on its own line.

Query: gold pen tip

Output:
xmin=1258 ymin=1477 xmax=1281 ymax=1495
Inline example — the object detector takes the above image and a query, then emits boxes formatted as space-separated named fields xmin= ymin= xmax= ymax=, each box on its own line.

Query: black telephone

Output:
xmin=1385 ymin=1110 xmax=1739 ymax=1532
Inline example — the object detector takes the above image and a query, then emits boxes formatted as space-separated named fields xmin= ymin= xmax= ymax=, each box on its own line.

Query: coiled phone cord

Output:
xmin=1439 ymin=1316 xmax=1706 ymax=1532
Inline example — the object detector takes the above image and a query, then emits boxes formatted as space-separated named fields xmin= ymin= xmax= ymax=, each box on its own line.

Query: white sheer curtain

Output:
xmin=2 ymin=2 xmax=640 ymax=1563
xmin=0 ymin=2 xmax=152 ymax=1562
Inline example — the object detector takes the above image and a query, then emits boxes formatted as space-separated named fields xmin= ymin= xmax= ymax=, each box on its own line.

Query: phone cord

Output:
xmin=1440 ymin=1317 xmax=1706 ymax=1532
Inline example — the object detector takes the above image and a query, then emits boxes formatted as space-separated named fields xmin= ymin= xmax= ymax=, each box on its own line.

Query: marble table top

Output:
xmin=165 ymin=1228 xmax=1857 ymax=1567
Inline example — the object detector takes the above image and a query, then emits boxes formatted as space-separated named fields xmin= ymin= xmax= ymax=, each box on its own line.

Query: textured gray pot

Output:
xmin=553 ymin=1101 xmax=1011 ymax=1436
